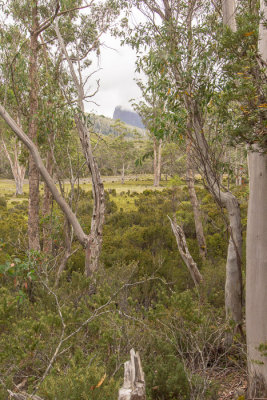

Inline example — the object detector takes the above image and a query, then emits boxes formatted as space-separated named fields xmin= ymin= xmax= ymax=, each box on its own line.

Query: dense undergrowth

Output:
xmin=0 ymin=178 xmax=248 ymax=399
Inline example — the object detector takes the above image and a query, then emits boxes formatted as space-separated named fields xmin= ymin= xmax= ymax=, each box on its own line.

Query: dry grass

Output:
xmin=0 ymin=175 xmax=168 ymax=209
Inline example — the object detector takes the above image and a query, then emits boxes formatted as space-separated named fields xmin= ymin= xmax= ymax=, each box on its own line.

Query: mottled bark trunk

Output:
xmin=28 ymin=6 xmax=40 ymax=251
xmin=246 ymin=0 xmax=267 ymax=395
xmin=42 ymin=150 xmax=53 ymax=254
xmin=118 ymin=349 xmax=146 ymax=400
xmin=169 ymin=216 xmax=203 ymax=286
xmin=186 ymin=140 xmax=207 ymax=259
xmin=246 ymin=148 xmax=267 ymax=397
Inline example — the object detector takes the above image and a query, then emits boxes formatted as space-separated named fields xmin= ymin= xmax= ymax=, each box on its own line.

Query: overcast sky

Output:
xmin=87 ymin=34 xmax=142 ymax=119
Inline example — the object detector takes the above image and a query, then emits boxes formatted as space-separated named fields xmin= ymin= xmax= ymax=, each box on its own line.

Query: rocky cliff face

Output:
xmin=113 ymin=106 xmax=145 ymax=129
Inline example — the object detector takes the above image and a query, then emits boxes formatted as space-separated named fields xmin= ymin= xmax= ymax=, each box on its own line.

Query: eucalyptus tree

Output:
xmin=2 ymin=0 xmax=66 ymax=250
xmin=210 ymin=0 xmax=267 ymax=393
xmin=0 ymin=0 xmax=122 ymax=275
xmin=220 ymin=0 xmax=267 ymax=395
xmin=128 ymin=3 xmax=245 ymax=288
xmin=197 ymin=0 xmax=267 ymax=393
xmin=0 ymin=24 xmax=29 ymax=195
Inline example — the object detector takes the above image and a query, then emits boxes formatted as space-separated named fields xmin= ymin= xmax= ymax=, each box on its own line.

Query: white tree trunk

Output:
xmin=118 ymin=349 xmax=146 ymax=400
xmin=222 ymin=0 xmax=237 ymax=31
xmin=246 ymin=148 xmax=267 ymax=397
xmin=246 ymin=0 xmax=267 ymax=395
xmin=55 ymin=20 xmax=105 ymax=277
xmin=1 ymin=137 xmax=26 ymax=195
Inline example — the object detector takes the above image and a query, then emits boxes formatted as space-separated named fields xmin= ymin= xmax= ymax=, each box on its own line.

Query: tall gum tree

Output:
xmin=1 ymin=0 xmax=121 ymax=276
xmin=246 ymin=0 xmax=267 ymax=395
xmin=4 ymin=0 xmax=62 ymax=250
xmin=28 ymin=1 xmax=41 ymax=250
xmin=54 ymin=18 xmax=105 ymax=276
xmin=129 ymin=0 xmax=242 ymax=329
xmin=221 ymin=0 xmax=267 ymax=392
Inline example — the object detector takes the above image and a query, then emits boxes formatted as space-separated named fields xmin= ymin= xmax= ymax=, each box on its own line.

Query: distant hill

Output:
xmin=113 ymin=106 xmax=145 ymax=129
xmin=90 ymin=113 xmax=146 ymax=138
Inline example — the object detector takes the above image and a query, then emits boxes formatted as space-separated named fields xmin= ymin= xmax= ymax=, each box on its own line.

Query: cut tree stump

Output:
xmin=118 ymin=349 xmax=146 ymax=400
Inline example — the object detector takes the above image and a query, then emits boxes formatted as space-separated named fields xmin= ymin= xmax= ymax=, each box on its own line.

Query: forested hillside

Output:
xmin=0 ymin=1 xmax=266 ymax=400
xmin=91 ymin=113 xmax=146 ymax=137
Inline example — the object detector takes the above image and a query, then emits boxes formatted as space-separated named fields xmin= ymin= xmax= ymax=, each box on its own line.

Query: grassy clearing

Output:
xmin=0 ymin=176 xmax=169 ymax=209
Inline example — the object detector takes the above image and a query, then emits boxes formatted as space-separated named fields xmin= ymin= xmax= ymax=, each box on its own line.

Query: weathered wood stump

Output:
xmin=7 ymin=390 xmax=44 ymax=400
xmin=118 ymin=349 xmax=146 ymax=400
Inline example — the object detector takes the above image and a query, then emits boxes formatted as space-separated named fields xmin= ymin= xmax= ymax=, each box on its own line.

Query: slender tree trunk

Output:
xmin=186 ymin=139 xmax=207 ymax=259
xmin=1 ymin=137 xmax=26 ymax=195
xmin=188 ymin=106 xmax=243 ymax=329
xmin=121 ymin=162 xmax=125 ymax=184
xmin=222 ymin=0 xmax=237 ymax=31
xmin=55 ymin=20 xmax=105 ymax=277
xmin=75 ymin=118 xmax=105 ymax=277
xmin=153 ymin=137 xmax=158 ymax=186
xmin=246 ymin=0 xmax=267 ymax=395
xmin=15 ymin=178 xmax=24 ymax=195
xmin=157 ymin=138 xmax=162 ymax=183
xmin=28 ymin=6 xmax=40 ymax=251
xmin=153 ymin=137 xmax=162 ymax=187
xmin=0 ymin=104 xmax=89 ymax=252
xmin=42 ymin=150 xmax=53 ymax=254
xmin=169 ymin=216 xmax=203 ymax=286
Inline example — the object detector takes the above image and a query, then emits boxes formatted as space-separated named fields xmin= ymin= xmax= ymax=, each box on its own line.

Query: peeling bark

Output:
xmin=168 ymin=216 xmax=203 ymax=286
